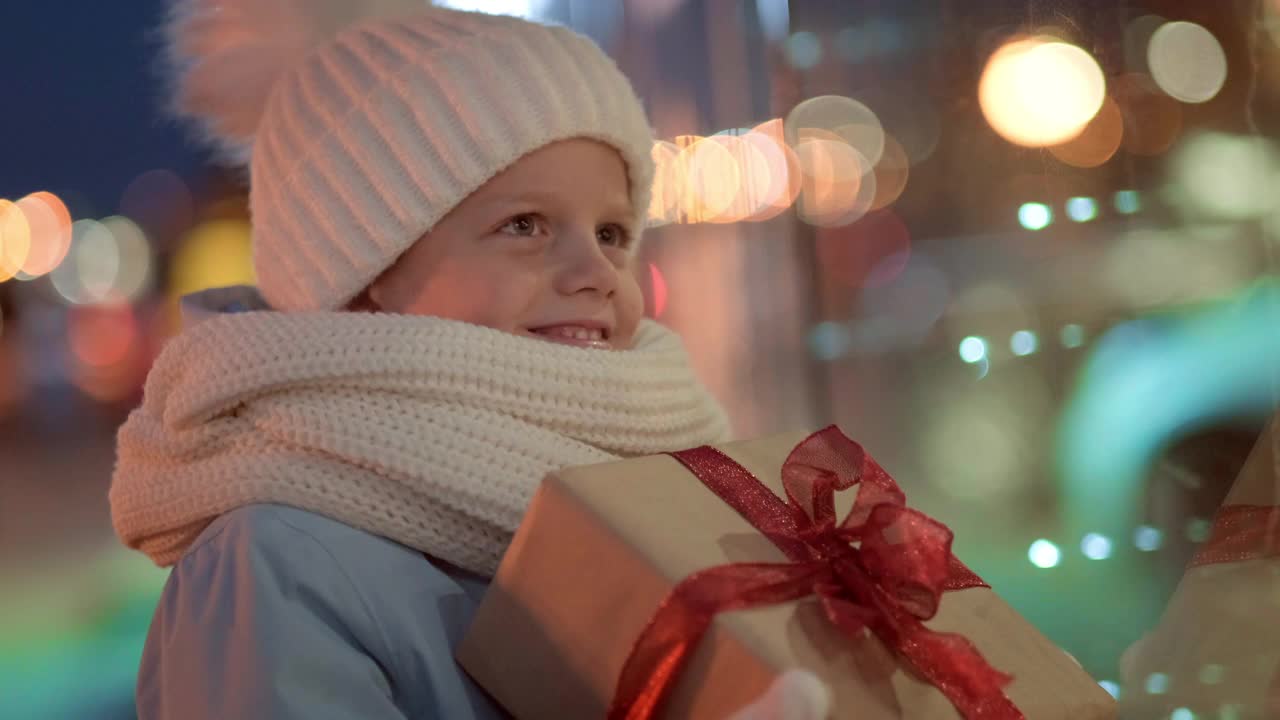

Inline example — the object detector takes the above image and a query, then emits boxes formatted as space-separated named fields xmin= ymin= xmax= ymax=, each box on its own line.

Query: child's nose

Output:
xmin=553 ymin=229 xmax=618 ymax=298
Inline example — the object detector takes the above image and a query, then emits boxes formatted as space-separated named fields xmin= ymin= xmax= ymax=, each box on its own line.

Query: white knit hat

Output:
xmin=165 ymin=1 xmax=656 ymax=311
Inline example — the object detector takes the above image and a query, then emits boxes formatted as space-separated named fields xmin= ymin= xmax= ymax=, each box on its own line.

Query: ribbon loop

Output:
xmin=609 ymin=426 xmax=1022 ymax=720
xmin=859 ymin=504 xmax=955 ymax=621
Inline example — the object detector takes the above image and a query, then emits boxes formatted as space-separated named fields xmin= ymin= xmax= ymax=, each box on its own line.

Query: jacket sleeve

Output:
xmin=134 ymin=510 xmax=408 ymax=720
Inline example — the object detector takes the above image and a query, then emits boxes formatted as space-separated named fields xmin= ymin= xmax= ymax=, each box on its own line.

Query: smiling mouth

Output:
xmin=527 ymin=325 xmax=612 ymax=349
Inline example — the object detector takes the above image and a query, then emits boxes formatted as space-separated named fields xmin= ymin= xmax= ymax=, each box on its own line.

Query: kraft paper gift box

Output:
xmin=1119 ymin=417 xmax=1280 ymax=719
xmin=458 ymin=426 xmax=1117 ymax=719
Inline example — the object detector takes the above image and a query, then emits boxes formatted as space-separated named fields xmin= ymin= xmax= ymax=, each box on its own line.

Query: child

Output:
xmin=110 ymin=1 xmax=829 ymax=718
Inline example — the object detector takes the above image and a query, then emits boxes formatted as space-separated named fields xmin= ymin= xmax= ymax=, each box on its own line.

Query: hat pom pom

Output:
xmin=163 ymin=0 xmax=426 ymax=166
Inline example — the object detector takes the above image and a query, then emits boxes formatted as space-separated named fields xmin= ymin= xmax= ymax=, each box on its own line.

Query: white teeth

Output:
xmin=540 ymin=326 xmax=605 ymax=341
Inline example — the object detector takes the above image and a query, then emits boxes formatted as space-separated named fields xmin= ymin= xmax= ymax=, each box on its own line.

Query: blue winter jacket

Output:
xmin=135 ymin=503 xmax=511 ymax=720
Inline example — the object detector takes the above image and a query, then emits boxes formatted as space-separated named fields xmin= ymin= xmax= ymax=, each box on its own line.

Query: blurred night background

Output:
xmin=2 ymin=0 xmax=1278 ymax=718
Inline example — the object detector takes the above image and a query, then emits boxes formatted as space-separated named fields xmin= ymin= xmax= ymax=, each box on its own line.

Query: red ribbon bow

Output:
xmin=607 ymin=426 xmax=1022 ymax=720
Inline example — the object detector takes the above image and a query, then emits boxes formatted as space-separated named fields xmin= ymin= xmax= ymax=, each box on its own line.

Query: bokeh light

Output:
xmin=810 ymin=321 xmax=852 ymax=361
xmin=815 ymin=209 xmax=912 ymax=289
xmin=924 ymin=369 xmax=1050 ymax=497
xmin=68 ymin=306 xmax=135 ymax=370
xmin=1010 ymin=330 xmax=1038 ymax=356
xmin=1028 ymin=539 xmax=1062 ymax=568
xmin=66 ymin=304 xmax=146 ymax=403
xmin=959 ymin=336 xmax=987 ymax=363
xmin=168 ymin=219 xmax=255 ymax=302
xmin=14 ymin=192 xmax=72 ymax=278
xmin=1018 ymin=202 xmax=1053 ymax=230
xmin=862 ymin=90 xmax=942 ymax=166
xmin=1114 ymin=190 xmax=1142 ymax=214
xmin=1169 ymin=132 xmax=1279 ymax=221
xmin=99 ymin=216 xmax=153 ymax=301
xmin=707 ymin=131 xmax=784 ymax=224
xmin=1098 ymin=680 xmax=1121 ymax=699
xmin=1049 ymin=95 xmax=1123 ymax=168
xmin=785 ymin=31 xmax=822 ymax=69
xmin=1065 ymin=197 xmax=1099 ymax=223
xmin=119 ymin=169 xmax=195 ymax=240
xmin=1060 ymin=324 xmax=1086 ymax=348
xmin=868 ymin=134 xmax=910 ymax=210
xmin=1144 ymin=672 xmax=1169 ymax=695
xmin=1133 ymin=525 xmax=1163 ymax=551
xmin=795 ymin=133 xmax=875 ymax=227
xmin=0 ymin=200 xmax=32 ymax=283
xmin=1186 ymin=517 xmax=1211 ymax=543
xmin=679 ymin=135 xmax=741 ymax=223
xmin=1115 ymin=73 xmax=1183 ymax=156
xmin=787 ymin=95 xmax=885 ymax=166
xmin=1169 ymin=708 xmax=1194 ymax=720
xmin=979 ymin=38 xmax=1106 ymax=147
xmin=1080 ymin=532 xmax=1113 ymax=560
xmin=1104 ymin=228 xmax=1248 ymax=309
xmin=50 ymin=219 xmax=120 ymax=305
xmin=743 ymin=119 xmax=804 ymax=222
xmin=1148 ymin=21 xmax=1227 ymax=104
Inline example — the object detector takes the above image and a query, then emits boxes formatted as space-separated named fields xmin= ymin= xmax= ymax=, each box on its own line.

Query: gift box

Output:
xmin=1119 ymin=417 xmax=1280 ymax=719
xmin=458 ymin=426 xmax=1116 ymax=719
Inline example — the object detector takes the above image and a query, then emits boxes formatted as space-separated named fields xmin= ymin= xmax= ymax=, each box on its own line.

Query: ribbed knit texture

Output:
xmin=109 ymin=313 xmax=731 ymax=575
xmin=167 ymin=2 xmax=657 ymax=312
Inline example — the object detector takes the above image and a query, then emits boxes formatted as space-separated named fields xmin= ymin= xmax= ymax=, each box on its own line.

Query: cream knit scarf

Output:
xmin=110 ymin=310 xmax=731 ymax=576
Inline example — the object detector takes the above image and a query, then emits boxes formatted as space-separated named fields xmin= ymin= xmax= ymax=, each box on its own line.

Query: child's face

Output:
xmin=363 ymin=139 xmax=644 ymax=350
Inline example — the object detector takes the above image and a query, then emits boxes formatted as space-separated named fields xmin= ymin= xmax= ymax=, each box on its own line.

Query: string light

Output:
xmin=1133 ymin=525 xmax=1163 ymax=551
xmin=1028 ymin=539 xmax=1061 ymax=568
xmin=959 ymin=336 xmax=988 ymax=363
xmin=1081 ymin=532 xmax=1113 ymax=560
xmin=1114 ymin=190 xmax=1142 ymax=214
xmin=1010 ymin=330 xmax=1038 ymax=356
xmin=1018 ymin=202 xmax=1053 ymax=230
xmin=1065 ymin=196 xmax=1098 ymax=222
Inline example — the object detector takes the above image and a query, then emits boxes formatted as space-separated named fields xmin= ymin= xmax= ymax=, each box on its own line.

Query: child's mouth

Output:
xmin=528 ymin=325 xmax=612 ymax=350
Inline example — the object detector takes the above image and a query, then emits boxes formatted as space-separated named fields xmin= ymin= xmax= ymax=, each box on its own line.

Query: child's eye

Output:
xmin=597 ymin=223 xmax=632 ymax=249
xmin=498 ymin=214 xmax=546 ymax=237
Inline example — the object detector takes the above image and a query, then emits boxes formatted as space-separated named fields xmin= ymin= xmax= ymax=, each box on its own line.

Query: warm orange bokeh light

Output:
xmin=1050 ymin=95 xmax=1124 ymax=168
xmin=796 ymin=131 xmax=872 ymax=227
xmin=701 ymin=134 xmax=769 ymax=224
xmin=0 ymin=200 xmax=31 ymax=282
xmin=979 ymin=38 xmax=1106 ymax=147
xmin=68 ymin=305 xmax=137 ymax=369
xmin=869 ymin=134 xmax=911 ymax=211
xmin=677 ymin=135 xmax=740 ymax=224
xmin=787 ymin=95 xmax=885 ymax=166
xmin=743 ymin=119 xmax=802 ymax=223
xmin=16 ymin=191 xmax=73 ymax=278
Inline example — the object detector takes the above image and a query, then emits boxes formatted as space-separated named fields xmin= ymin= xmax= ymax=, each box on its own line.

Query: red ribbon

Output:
xmin=1185 ymin=503 xmax=1280 ymax=712
xmin=1188 ymin=504 xmax=1280 ymax=568
xmin=607 ymin=425 xmax=1022 ymax=720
